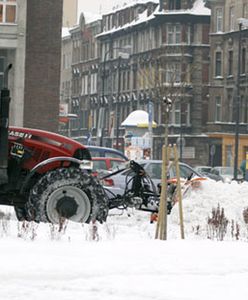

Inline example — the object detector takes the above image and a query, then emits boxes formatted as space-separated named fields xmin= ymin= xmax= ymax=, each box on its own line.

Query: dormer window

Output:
xmin=169 ymin=0 xmax=181 ymax=10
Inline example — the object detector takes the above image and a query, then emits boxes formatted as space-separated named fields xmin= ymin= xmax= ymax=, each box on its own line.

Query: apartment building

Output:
xmin=0 ymin=0 xmax=63 ymax=132
xmin=69 ymin=12 xmax=102 ymax=140
xmin=96 ymin=0 xmax=210 ymax=163
xmin=59 ymin=0 xmax=215 ymax=164
xmin=206 ymin=0 xmax=248 ymax=167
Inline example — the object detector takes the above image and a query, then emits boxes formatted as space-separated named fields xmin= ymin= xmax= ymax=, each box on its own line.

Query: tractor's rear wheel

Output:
xmin=14 ymin=206 xmax=28 ymax=221
xmin=26 ymin=167 xmax=108 ymax=224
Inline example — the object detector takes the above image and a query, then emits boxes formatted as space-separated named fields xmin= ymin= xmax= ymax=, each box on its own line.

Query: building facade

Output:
xmin=206 ymin=0 xmax=248 ymax=167
xmin=68 ymin=12 xmax=102 ymax=142
xmin=60 ymin=0 xmax=212 ymax=164
xmin=0 ymin=0 xmax=63 ymax=132
xmin=96 ymin=0 xmax=211 ymax=164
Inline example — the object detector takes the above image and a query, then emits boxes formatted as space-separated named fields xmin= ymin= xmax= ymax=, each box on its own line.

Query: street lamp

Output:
xmin=233 ymin=18 xmax=248 ymax=180
xmin=100 ymin=45 xmax=131 ymax=148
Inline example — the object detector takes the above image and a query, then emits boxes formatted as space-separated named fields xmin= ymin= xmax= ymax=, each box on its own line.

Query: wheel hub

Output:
xmin=46 ymin=185 xmax=91 ymax=223
xmin=56 ymin=194 xmax=78 ymax=219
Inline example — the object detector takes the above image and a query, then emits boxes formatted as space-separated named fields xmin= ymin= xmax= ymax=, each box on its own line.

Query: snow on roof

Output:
xmin=98 ymin=0 xmax=209 ymax=38
xmin=121 ymin=110 xmax=157 ymax=127
xmin=62 ymin=27 xmax=71 ymax=38
xmin=97 ymin=6 xmax=158 ymax=38
xmin=157 ymin=0 xmax=210 ymax=16
xmin=110 ymin=0 xmax=159 ymax=14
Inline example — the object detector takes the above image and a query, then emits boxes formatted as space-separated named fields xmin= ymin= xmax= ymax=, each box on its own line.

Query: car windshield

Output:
xmin=92 ymin=160 xmax=107 ymax=171
xmin=200 ymin=167 xmax=211 ymax=173
xmin=110 ymin=160 xmax=126 ymax=170
xmin=112 ymin=161 xmax=129 ymax=172
xmin=145 ymin=163 xmax=162 ymax=179
xmin=220 ymin=167 xmax=233 ymax=175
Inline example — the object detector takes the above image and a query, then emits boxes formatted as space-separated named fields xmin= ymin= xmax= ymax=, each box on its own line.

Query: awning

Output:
xmin=59 ymin=113 xmax=78 ymax=124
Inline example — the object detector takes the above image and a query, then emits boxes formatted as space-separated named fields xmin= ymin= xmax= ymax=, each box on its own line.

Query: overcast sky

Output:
xmin=78 ymin=0 xmax=125 ymax=14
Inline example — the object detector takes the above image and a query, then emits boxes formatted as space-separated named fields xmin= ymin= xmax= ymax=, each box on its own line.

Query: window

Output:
xmin=216 ymin=8 xmax=223 ymax=32
xmin=0 ymin=1 xmax=16 ymax=24
xmin=167 ymin=24 xmax=181 ymax=44
xmin=169 ymin=0 xmax=181 ymax=10
xmin=229 ymin=6 xmax=234 ymax=31
xmin=215 ymin=96 xmax=221 ymax=122
xmin=81 ymin=75 xmax=88 ymax=95
xmin=240 ymin=96 xmax=248 ymax=123
xmin=165 ymin=63 xmax=181 ymax=83
xmin=90 ymin=73 xmax=97 ymax=94
xmin=243 ymin=3 xmax=248 ymax=19
xmin=169 ymin=101 xmax=181 ymax=125
xmin=227 ymin=95 xmax=233 ymax=122
xmin=225 ymin=145 xmax=233 ymax=167
xmin=215 ymin=51 xmax=222 ymax=77
xmin=228 ymin=50 xmax=233 ymax=76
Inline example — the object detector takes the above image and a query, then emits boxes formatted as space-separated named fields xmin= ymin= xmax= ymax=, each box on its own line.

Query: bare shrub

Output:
xmin=49 ymin=217 xmax=68 ymax=241
xmin=207 ymin=204 xmax=228 ymax=241
xmin=231 ymin=219 xmax=240 ymax=240
xmin=242 ymin=207 xmax=248 ymax=239
xmin=17 ymin=221 xmax=38 ymax=240
xmin=243 ymin=207 xmax=248 ymax=224
xmin=85 ymin=220 xmax=100 ymax=241
xmin=192 ymin=225 xmax=201 ymax=235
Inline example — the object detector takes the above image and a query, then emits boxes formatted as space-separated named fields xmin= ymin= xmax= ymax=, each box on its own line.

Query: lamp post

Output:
xmin=101 ymin=45 xmax=131 ymax=149
xmin=233 ymin=19 xmax=248 ymax=180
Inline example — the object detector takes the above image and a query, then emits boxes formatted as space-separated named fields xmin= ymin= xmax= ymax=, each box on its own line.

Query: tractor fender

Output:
xmin=20 ymin=156 xmax=92 ymax=195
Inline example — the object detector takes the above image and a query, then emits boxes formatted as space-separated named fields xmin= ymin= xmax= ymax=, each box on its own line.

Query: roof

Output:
xmin=62 ymin=27 xmax=71 ymax=38
xmin=121 ymin=110 xmax=157 ymax=128
xmin=97 ymin=0 xmax=210 ymax=38
xmin=109 ymin=0 xmax=159 ymax=14
xmin=156 ymin=0 xmax=210 ymax=16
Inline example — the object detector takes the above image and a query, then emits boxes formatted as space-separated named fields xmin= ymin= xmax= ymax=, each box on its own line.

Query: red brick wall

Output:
xmin=23 ymin=0 xmax=63 ymax=133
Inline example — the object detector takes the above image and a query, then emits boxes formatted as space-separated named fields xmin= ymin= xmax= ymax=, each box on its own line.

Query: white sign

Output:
xmin=131 ymin=137 xmax=151 ymax=149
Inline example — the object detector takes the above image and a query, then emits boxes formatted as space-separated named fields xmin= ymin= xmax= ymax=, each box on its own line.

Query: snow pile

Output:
xmin=169 ymin=180 xmax=248 ymax=239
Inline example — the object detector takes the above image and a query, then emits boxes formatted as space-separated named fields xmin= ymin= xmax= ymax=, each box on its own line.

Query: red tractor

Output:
xmin=0 ymin=65 xmax=108 ymax=224
xmin=0 ymin=65 xmax=166 ymax=225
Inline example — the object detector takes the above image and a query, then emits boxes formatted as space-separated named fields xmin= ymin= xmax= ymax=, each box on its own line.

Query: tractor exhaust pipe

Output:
xmin=0 ymin=64 xmax=12 ymax=184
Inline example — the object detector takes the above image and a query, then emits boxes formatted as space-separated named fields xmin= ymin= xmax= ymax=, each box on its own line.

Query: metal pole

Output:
xmin=116 ymin=56 xmax=121 ymax=150
xmin=100 ymin=51 xmax=108 ymax=147
xmin=180 ymin=106 xmax=183 ymax=161
xmin=148 ymin=98 xmax=153 ymax=159
xmin=234 ymin=23 xmax=242 ymax=180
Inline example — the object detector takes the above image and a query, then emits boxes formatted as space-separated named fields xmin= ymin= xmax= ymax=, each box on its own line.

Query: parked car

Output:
xmin=194 ymin=166 xmax=212 ymax=174
xmin=210 ymin=166 xmax=243 ymax=183
xmin=92 ymin=157 xmax=126 ymax=176
xmin=86 ymin=146 xmax=128 ymax=161
xmin=103 ymin=159 xmax=204 ymax=193
xmin=194 ymin=166 xmax=223 ymax=182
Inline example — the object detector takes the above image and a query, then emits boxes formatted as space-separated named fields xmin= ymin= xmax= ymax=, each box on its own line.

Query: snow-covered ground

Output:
xmin=1 ymin=179 xmax=248 ymax=300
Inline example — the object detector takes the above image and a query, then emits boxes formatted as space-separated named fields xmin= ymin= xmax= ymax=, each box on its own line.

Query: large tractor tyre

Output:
xmin=25 ymin=167 xmax=109 ymax=224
